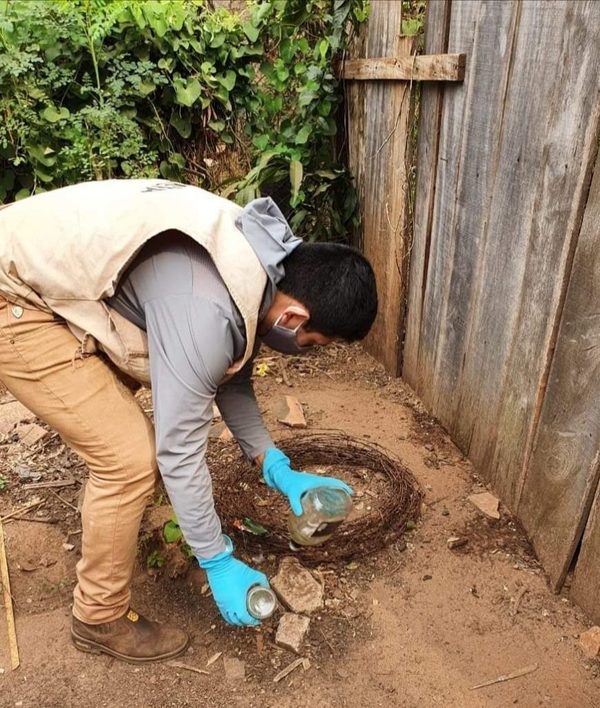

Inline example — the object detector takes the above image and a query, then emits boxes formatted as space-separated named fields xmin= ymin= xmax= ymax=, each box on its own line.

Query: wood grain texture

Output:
xmin=518 ymin=156 xmax=600 ymax=592
xmin=346 ymin=1 xmax=414 ymax=375
xmin=403 ymin=0 xmax=452 ymax=387
xmin=572 ymin=478 xmax=600 ymax=623
xmin=403 ymin=0 xmax=600 ymax=604
xmin=340 ymin=53 xmax=465 ymax=82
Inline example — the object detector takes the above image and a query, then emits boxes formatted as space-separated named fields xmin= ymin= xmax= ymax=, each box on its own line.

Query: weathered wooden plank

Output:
xmin=427 ymin=0 xmax=519 ymax=428
xmin=403 ymin=0 xmax=452 ymax=387
xmin=346 ymin=1 xmax=414 ymax=375
xmin=339 ymin=53 xmax=465 ymax=82
xmin=479 ymin=1 xmax=600 ymax=510
xmin=572 ymin=477 xmax=600 ymax=623
xmin=517 ymin=153 xmax=600 ymax=591
xmin=407 ymin=0 xmax=483 ymax=407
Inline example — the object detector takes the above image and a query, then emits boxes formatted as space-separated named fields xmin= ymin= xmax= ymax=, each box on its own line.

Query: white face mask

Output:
xmin=259 ymin=307 xmax=313 ymax=355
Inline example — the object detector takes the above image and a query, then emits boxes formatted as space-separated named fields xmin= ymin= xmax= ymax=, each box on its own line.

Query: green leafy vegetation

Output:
xmin=0 ymin=475 xmax=8 ymax=491
xmin=146 ymin=549 xmax=165 ymax=568
xmin=0 ymin=0 xmax=368 ymax=240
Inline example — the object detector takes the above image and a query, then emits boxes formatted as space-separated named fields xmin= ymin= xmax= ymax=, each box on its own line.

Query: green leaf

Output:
xmin=41 ymin=105 xmax=70 ymax=123
xmin=15 ymin=189 xmax=30 ymax=201
xmin=173 ymin=78 xmax=202 ymax=107
xmin=401 ymin=18 xmax=422 ymax=37
xmin=252 ymin=134 xmax=269 ymax=151
xmin=295 ymin=125 xmax=312 ymax=145
xmin=289 ymin=159 xmax=303 ymax=198
xmin=242 ymin=22 xmax=260 ymax=42
xmin=163 ymin=519 xmax=183 ymax=544
xmin=136 ymin=81 xmax=156 ymax=96
xmin=208 ymin=120 xmax=225 ymax=132
xmin=27 ymin=145 xmax=56 ymax=167
xmin=241 ymin=517 xmax=269 ymax=536
xmin=217 ymin=70 xmax=236 ymax=92
xmin=169 ymin=113 xmax=192 ymax=139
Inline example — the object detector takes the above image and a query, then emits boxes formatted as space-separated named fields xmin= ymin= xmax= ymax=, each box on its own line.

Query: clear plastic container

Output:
xmin=247 ymin=585 xmax=277 ymax=620
xmin=287 ymin=487 xmax=353 ymax=547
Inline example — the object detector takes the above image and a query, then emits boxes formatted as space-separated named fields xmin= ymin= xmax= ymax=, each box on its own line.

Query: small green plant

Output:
xmin=146 ymin=549 xmax=165 ymax=568
xmin=0 ymin=475 xmax=8 ymax=492
xmin=163 ymin=515 xmax=183 ymax=544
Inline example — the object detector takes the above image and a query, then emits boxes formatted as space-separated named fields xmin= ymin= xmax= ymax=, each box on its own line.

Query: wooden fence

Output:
xmin=346 ymin=0 xmax=600 ymax=621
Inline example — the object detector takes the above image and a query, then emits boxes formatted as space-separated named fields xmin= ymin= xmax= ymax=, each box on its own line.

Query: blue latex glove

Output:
xmin=262 ymin=447 xmax=353 ymax=516
xmin=199 ymin=536 xmax=269 ymax=627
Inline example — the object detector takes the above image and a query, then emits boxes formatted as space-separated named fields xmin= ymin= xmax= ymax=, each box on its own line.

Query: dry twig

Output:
xmin=0 ymin=518 xmax=19 ymax=669
xmin=470 ymin=663 xmax=538 ymax=690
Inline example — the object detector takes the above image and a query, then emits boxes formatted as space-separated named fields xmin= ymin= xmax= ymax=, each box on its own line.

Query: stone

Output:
xmin=208 ymin=422 xmax=233 ymax=441
xmin=223 ymin=657 xmax=245 ymax=681
xmin=62 ymin=542 xmax=75 ymax=552
xmin=468 ymin=491 xmax=500 ymax=519
xmin=447 ymin=536 xmax=468 ymax=549
xmin=271 ymin=557 xmax=323 ymax=614
xmin=15 ymin=464 xmax=42 ymax=482
xmin=275 ymin=613 xmax=310 ymax=654
xmin=275 ymin=395 xmax=307 ymax=428
xmin=0 ymin=400 xmax=35 ymax=435
xmin=579 ymin=626 xmax=600 ymax=658
xmin=16 ymin=423 xmax=48 ymax=447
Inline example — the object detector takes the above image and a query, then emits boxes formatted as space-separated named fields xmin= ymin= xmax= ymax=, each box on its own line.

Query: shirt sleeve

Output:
xmin=145 ymin=294 xmax=235 ymax=560
xmin=215 ymin=357 xmax=274 ymax=461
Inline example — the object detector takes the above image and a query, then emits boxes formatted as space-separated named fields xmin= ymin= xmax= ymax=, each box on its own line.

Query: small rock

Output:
xmin=275 ymin=613 xmax=310 ymax=654
xmin=422 ymin=574 xmax=432 ymax=581
xmin=271 ymin=557 xmax=323 ymax=614
xmin=441 ymin=508 xmax=450 ymax=516
xmin=579 ymin=627 xmax=600 ymax=658
xmin=424 ymin=443 xmax=434 ymax=452
xmin=468 ymin=491 xmax=500 ymax=519
xmin=62 ymin=542 xmax=75 ymax=552
xmin=15 ymin=464 xmax=42 ymax=482
xmin=0 ymin=667 xmax=4 ymax=674
xmin=208 ymin=422 xmax=233 ymax=441
xmin=275 ymin=395 xmax=307 ymax=428
xmin=223 ymin=657 xmax=245 ymax=681
xmin=447 ymin=536 xmax=468 ymax=549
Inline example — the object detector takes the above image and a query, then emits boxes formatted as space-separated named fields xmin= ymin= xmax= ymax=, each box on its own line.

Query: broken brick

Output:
xmin=275 ymin=395 xmax=307 ymax=428
xmin=275 ymin=613 xmax=310 ymax=654
xmin=271 ymin=557 xmax=323 ymax=614
xmin=468 ymin=492 xmax=500 ymax=519
xmin=580 ymin=626 xmax=600 ymax=658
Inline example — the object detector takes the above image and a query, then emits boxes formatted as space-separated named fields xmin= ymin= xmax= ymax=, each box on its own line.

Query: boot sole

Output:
xmin=71 ymin=629 xmax=189 ymax=664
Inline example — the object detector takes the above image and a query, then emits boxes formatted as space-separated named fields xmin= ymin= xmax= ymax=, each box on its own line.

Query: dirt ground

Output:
xmin=0 ymin=344 xmax=599 ymax=708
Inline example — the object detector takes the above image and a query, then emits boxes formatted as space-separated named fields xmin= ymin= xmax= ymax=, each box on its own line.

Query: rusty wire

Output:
xmin=208 ymin=432 xmax=422 ymax=566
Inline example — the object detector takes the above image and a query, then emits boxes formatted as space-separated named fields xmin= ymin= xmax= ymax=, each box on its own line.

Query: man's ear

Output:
xmin=281 ymin=305 xmax=310 ymax=328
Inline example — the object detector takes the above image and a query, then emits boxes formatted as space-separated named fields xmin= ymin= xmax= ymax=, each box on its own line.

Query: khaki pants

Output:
xmin=0 ymin=297 xmax=157 ymax=624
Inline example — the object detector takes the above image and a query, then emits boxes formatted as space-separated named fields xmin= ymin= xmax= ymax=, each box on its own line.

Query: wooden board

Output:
xmin=403 ymin=0 xmax=600 ymax=605
xmin=402 ymin=0 xmax=452 ymax=388
xmin=517 ymin=153 xmax=600 ymax=591
xmin=572 ymin=478 xmax=600 ymax=623
xmin=346 ymin=1 xmax=414 ymax=375
xmin=339 ymin=53 xmax=465 ymax=82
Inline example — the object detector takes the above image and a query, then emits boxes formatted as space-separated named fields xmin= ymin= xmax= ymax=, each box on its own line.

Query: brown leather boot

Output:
xmin=71 ymin=608 xmax=189 ymax=663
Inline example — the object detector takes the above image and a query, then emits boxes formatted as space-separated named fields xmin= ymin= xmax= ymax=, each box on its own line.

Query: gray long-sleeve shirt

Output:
xmin=107 ymin=199 xmax=300 ymax=560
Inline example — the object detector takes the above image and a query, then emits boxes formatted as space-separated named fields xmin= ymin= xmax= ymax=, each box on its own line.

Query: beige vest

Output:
xmin=0 ymin=180 xmax=267 ymax=384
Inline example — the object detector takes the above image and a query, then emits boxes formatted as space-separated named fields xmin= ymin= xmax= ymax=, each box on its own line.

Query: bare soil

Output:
xmin=0 ymin=344 xmax=598 ymax=707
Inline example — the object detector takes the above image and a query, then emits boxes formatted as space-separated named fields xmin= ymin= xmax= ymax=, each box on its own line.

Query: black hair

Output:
xmin=278 ymin=242 xmax=377 ymax=341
